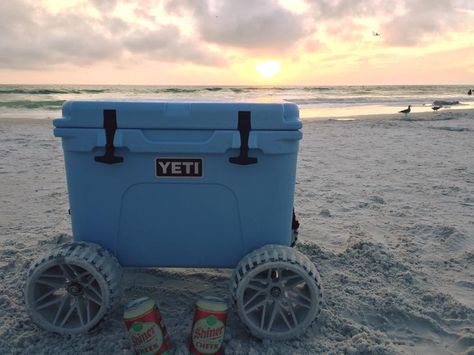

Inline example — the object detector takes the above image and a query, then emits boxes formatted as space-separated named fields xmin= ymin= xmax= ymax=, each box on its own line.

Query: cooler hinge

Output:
xmin=229 ymin=111 xmax=258 ymax=165
xmin=94 ymin=109 xmax=124 ymax=164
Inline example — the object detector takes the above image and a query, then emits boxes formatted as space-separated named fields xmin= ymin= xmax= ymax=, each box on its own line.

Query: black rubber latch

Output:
xmin=94 ymin=109 xmax=124 ymax=164
xmin=292 ymin=209 xmax=300 ymax=231
xmin=229 ymin=111 xmax=258 ymax=165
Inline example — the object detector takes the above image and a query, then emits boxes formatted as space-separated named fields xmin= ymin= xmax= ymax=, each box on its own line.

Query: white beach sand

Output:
xmin=0 ymin=109 xmax=473 ymax=354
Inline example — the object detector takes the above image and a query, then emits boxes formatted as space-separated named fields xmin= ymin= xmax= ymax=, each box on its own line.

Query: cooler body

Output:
xmin=54 ymin=101 xmax=302 ymax=268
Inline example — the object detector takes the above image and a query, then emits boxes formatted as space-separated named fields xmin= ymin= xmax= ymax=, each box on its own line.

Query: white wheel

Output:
xmin=24 ymin=242 xmax=122 ymax=334
xmin=231 ymin=245 xmax=322 ymax=340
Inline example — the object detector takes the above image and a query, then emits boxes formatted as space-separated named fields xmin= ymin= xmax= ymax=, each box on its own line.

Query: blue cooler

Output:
xmin=53 ymin=101 xmax=302 ymax=268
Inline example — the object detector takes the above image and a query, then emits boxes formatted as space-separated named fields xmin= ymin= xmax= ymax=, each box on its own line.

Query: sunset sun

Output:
xmin=255 ymin=61 xmax=281 ymax=79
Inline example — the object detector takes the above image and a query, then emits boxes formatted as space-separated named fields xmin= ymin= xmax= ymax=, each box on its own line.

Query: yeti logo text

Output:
xmin=156 ymin=158 xmax=203 ymax=177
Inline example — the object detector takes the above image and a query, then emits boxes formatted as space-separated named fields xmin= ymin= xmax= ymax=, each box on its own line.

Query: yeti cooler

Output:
xmin=53 ymin=101 xmax=302 ymax=268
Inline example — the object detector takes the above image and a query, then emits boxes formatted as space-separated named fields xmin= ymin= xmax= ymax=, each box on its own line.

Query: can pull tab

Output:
xmin=229 ymin=111 xmax=258 ymax=165
xmin=95 ymin=109 xmax=124 ymax=164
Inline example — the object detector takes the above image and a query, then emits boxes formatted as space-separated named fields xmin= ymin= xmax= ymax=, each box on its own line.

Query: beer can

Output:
xmin=189 ymin=296 xmax=228 ymax=355
xmin=123 ymin=297 xmax=172 ymax=355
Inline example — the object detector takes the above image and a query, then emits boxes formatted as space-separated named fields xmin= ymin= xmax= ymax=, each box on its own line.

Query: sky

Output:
xmin=0 ymin=0 xmax=473 ymax=85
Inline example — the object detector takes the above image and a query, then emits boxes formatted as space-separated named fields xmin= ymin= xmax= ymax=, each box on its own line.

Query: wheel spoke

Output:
xmin=40 ymin=272 xmax=66 ymax=279
xmin=59 ymin=299 xmax=77 ymax=327
xmin=35 ymin=278 xmax=64 ymax=289
xmin=84 ymin=282 xmax=102 ymax=302
xmin=293 ymin=287 xmax=312 ymax=303
xmin=260 ymin=301 xmax=267 ymax=329
xmin=69 ymin=264 xmax=84 ymax=276
xmin=266 ymin=302 xmax=278 ymax=331
xmin=86 ymin=299 xmax=92 ymax=323
xmin=53 ymin=295 xmax=70 ymax=325
xmin=76 ymin=300 xmax=86 ymax=327
xmin=76 ymin=270 xmax=92 ymax=282
xmin=294 ymin=299 xmax=312 ymax=309
xmin=288 ymin=294 xmax=312 ymax=309
xmin=34 ymin=288 xmax=59 ymax=305
xmin=286 ymin=299 xmax=298 ymax=326
xmin=245 ymin=299 xmax=267 ymax=313
xmin=243 ymin=291 xmax=265 ymax=308
xmin=265 ymin=268 xmax=277 ymax=281
xmin=82 ymin=274 xmax=96 ymax=287
xmin=282 ymin=274 xmax=305 ymax=288
xmin=278 ymin=302 xmax=292 ymax=330
xmin=36 ymin=297 xmax=62 ymax=311
xmin=59 ymin=264 xmax=77 ymax=280
xmin=246 ymin=279 xmax=267 ymax=292
xmin=84 ymin=288 xmax=102 ymax=306
xmin=285 ymin=287 xmax=313 ymax=309
xmin=288 ymin=286 xmax=312 ymax=302
xmin=249 ymin=278 xmax=267 ymax=287
xmin=246 ymin=284 xmax=265 ymax=293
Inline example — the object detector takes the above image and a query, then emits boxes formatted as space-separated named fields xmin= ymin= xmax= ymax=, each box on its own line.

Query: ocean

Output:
xmin=0 ymin=84 xmax=473 ymax=120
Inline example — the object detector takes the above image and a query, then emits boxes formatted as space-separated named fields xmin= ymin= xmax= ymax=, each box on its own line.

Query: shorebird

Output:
xmin=399 ymin=105 xmax=411 ymax=116
xmin=432 ymin=105 xmax=442 ymax=112
xmin=468 ymin=89 xmax=472 ymax=95
xmin=372 ymin=31 xmax=381 ymax=36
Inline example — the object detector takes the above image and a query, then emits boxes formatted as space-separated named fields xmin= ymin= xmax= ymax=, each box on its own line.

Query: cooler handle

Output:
xmin=229 ymin=111 xmax=258 ymax=165
xmin=94 ymin=109 xmax=124 ymax=164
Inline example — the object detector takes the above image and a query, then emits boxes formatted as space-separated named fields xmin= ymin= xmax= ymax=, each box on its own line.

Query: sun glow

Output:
xmin=255 ymin=61 xmax=281 ymax=79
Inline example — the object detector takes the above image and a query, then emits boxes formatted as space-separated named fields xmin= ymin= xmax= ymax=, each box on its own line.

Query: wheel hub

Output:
xmin=270 ymin=286 xmax=282 ymax=298
xmin=66 ymin=282 xmax=84 ymax=296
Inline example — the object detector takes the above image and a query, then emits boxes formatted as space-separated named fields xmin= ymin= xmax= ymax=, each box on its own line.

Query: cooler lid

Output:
xmin=53 ymin=100 xmax=301 ymax=130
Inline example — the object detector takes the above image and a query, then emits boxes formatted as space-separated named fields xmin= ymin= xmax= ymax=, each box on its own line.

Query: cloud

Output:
xmin=306 ymin=0 xmax=391 ymax=19
xmin=1 ymin=0 xmax=473 ymax=72
xmin=90 ymin=0 xmax=120 ymax=11
xmin=305 ymin=0 xmax=474 ymax=47
xmin=302 ymin=39 xmax=322 ymax=53
xmin=0 ymin=1 xmax=121 ymax=69
xmin=164 ymin=0 xmax=306 ymax=53
xmin=0 ymin=0 xmax=226 ymax=70
xmin=123 ymin=26 xmax=227 ymax=66
xmin=381 ymin=0 xmax=472 ymax=46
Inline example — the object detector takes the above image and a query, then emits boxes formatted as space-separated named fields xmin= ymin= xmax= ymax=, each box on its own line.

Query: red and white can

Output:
xmin=123 ymin=297 xmax=172 ymax=355
xmin=189 ymin=296 xmax=228 ymax=355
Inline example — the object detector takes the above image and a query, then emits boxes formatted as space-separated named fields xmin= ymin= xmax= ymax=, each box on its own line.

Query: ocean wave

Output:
xmin=302 ymin=87 xmax=332 ymax=91
xmin=0 ymin=100 xmax=64 ymax=110
xmin=156 ymin=88 xmax=200 ymax=93
xmin=0 ymin=88 xmax=107 ymax=95
xmin=0 ymin=89 xmax=69 ymax=95
xmin=80 ymin=89 xmax=108 ymax=94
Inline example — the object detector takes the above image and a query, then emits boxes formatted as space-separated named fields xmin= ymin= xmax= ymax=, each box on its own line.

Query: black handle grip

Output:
xmin=229 ymin=111 xmax=258 ymax=165
xmin=94 ymin=109 xmax=124 ymax=164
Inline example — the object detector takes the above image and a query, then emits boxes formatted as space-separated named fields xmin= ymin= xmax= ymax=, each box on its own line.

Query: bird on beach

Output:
xmin=399 ymin=105 xmax=411 ymax=116
xmin=432 ymin=105 xmax=442 ymax=112
xmin=468 ymin=89 xmax=472 ymax=95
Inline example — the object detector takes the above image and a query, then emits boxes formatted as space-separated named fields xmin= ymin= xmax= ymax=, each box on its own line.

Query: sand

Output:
xmin=0 ymin=109 xmax=473 ymax=354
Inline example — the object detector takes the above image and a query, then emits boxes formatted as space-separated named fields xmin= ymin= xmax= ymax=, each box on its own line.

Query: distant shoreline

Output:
xmin=1 ymin=107 xmax=472 ymax=125
xmin=301 ymin=107 xmax=474 ymax=122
